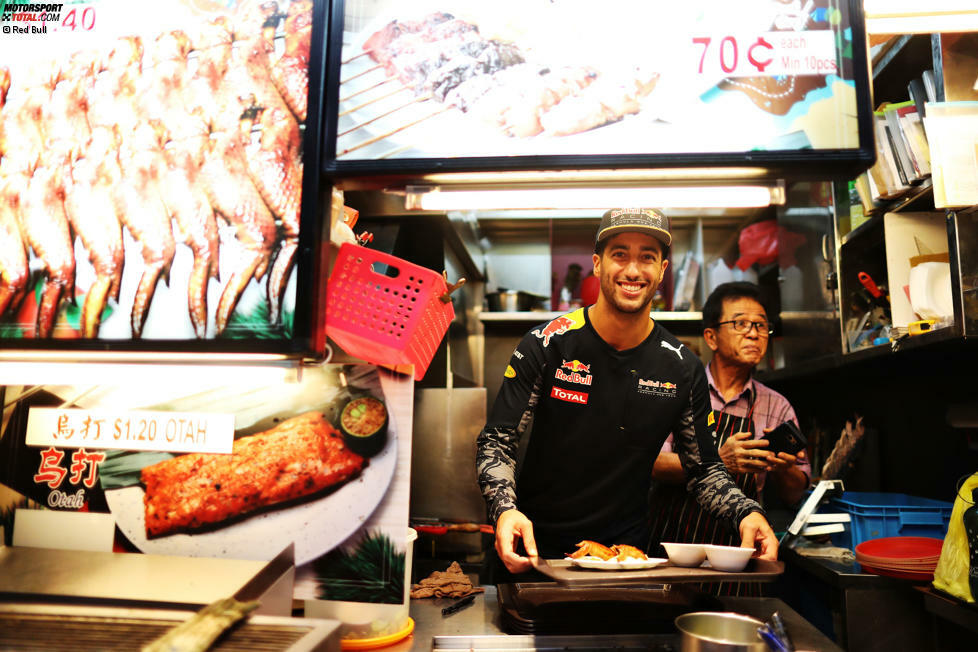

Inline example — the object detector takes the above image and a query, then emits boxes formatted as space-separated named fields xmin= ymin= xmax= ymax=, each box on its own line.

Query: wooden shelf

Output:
xmin=839 ymin=211 xmax=882 ymax=248
xmin=759 ymin=322 xmax=970 ymax=384
xmin=844 ymin=180 xmax=937 ymax=249
xmin=780 ymin=311 xmax=838 ymax=321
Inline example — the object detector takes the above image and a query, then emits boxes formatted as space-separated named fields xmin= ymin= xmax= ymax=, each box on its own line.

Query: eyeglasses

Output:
xmin=714 ymin=319 xmax=774 ymax=336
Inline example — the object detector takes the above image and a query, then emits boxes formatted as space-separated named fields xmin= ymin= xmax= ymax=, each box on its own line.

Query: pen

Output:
xmin=441 ymin=593 xmax=476 ymax=616
xmin=757 ymin=625 xmax=789 ymax=652
xmin=770 ymin=611 xmax=795 ymax=652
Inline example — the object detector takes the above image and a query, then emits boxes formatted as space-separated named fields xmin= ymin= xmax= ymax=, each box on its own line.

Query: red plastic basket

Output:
xmin=326 ymin=243 xmax=454 ymax=380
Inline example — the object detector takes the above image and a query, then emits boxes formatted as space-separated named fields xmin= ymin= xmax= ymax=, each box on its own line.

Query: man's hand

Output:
xmin=763 ymin=429 xmax=810 ymax=505
xmin=495 ymin=509 xmax=538 ymax=573
xmin=720 ymin=432 xmax=773 ymax=475
xmin=768 ymin=448 xmax=806 ymax=474
xmin=739 ymin=511 xmax=778 ymax=560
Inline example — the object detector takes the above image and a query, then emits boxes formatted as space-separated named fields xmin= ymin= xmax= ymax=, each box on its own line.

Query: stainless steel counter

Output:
xmin=389 ymin=587 xmax=841 ymax=651
xmin=781 ymin=545 xmax=934 ymax=651
xmin=0 ymin=546 xmax=294 ymax=616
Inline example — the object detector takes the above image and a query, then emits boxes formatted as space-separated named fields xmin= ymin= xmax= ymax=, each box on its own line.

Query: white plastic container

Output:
xmin=908 ymin=261 xmax=953 ymax=320
xmin=704 ymin=544 xmax=754 ymax=572
xmin=660 ymin=542 xmax=707 ymax=568
xmin=305 ymin=528 xmax=417 ymax=641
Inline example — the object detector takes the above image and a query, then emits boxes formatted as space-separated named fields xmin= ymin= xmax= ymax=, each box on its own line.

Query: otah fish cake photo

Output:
xmin=140 ymin=411 xmax=366 ymax=537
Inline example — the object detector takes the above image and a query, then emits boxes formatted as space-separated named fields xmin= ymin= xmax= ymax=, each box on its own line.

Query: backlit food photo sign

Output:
xmin=331 ymin=0 xmax=866 ymax=161
xmin=0 ymin=0 xmax=322 ymax=352
xmin=0 ymin=364 xmax=410 ymax=572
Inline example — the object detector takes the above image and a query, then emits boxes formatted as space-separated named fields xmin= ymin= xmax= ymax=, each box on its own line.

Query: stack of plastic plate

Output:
xmin=855 ymin=536 xmax=944 ymax=580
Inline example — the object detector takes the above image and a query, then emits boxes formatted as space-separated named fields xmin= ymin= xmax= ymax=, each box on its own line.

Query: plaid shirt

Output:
xmin=660 ymin=364 xmax=811 ymax=494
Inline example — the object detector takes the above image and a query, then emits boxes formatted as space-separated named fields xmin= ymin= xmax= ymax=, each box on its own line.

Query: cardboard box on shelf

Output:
xmin=883 ymin=211 xmax=950 ymax=328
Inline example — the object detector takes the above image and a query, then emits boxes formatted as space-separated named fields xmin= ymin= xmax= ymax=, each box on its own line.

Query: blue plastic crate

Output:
xmin=827 ymin=491 xmax=952 ymax=550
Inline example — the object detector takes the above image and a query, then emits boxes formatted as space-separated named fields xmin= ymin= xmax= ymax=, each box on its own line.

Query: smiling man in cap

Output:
xmin=477 ymin=209 xmax=778 ymax=581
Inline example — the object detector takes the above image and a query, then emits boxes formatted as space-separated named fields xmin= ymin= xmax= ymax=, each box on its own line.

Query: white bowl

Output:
xmin=660 ymin=542 xmax=706 ymax=567
xmin=704 ymin=544 xmax=755 ymax=572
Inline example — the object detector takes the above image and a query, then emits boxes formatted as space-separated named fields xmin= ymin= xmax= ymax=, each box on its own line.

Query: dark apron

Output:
xmin=646 ymin=398 xmax=761 ymax=597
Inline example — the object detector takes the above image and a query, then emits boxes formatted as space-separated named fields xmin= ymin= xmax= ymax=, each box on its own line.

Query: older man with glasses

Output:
xmin=647 ymin=281 xmax=810 ymax=595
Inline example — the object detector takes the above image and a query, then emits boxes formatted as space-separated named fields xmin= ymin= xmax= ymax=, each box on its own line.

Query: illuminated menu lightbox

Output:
xmin=325 ymin=0 xmax=873 ymax=177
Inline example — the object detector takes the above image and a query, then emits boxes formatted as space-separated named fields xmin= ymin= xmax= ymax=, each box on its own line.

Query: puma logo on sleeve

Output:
xmin=661 ymin=340 xmax=683 ymax=360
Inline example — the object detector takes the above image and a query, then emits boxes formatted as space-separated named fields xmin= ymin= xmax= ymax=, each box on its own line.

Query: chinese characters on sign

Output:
xmin=23 ymin=408 xmax=233 ymax=510
xmin=26 ymin=408 xmax=235 ymax=454
xmin=33 ymin=446 xmax=105 ymax=508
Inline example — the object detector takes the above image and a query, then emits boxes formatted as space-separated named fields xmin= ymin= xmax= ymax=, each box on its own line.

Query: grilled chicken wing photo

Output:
xmin=0 ymin=0 xmax=309 ymax=342
xmin=116 ymin=121 xmax=176 ymax=338
xmin=19 ymin=154 xmax=75 ymax=338
xmin=243 ymin=105 xmax=301 ymax=327
xmin=63 ymin=128 xmax=126 ymax=338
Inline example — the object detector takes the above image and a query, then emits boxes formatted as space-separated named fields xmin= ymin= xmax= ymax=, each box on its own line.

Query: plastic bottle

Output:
xmin=781 ymin=264 xmax=804 ymax=311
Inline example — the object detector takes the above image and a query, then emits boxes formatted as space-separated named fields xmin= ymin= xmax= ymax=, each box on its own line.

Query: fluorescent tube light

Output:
xmin=406 ymin=185 xmax=782 ymax=211
xmin=418 ymin=167 xmax=772 ymax=184
xmin=0 ymin=360 xmax=300 ymax=386
xmin=863 ymin=0 xmax=978 ymax=33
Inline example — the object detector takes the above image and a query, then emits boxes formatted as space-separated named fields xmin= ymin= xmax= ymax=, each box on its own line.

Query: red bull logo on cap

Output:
xmin=555 ymin=359 xmax=592 ymax=385
xmin=531 ymin=308 xmax=586 ymax=347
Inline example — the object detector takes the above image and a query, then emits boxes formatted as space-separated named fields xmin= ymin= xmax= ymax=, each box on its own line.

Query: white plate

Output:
xmin=567 ymin=556 xmax=669 ymax=570
xmin=105 ymin=415 xmax=397 ymax=566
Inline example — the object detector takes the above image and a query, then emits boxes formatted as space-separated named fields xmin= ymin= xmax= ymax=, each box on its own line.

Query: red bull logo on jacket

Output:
xmin=637 ymin=377 xmax=678 ymax=397
xmin=561 ymin=359 xmax=590 ymax=373
xmin=531 ymin=309 xmax=586 ymax=347
xmin=555 ymin=359 xmax=592 ymax=385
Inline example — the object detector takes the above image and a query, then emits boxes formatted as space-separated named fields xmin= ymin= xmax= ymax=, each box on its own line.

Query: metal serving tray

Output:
xmin=532 ymin=558 xmax=784 ymax=586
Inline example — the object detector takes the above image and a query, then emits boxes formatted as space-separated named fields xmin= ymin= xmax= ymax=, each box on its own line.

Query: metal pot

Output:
xmin=486 ymin=291 xmax=544 ymax=312
xmin=674 ymin=612 xmax=767 ymax=652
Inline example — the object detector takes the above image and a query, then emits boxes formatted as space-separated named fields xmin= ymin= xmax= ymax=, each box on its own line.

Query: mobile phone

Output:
xmin=765 ymin=420 xmax=807 ymax=456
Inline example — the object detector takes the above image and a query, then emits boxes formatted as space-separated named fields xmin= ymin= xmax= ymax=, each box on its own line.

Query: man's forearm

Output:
xmin=652 ymin=451 xmax=687 ymax=484
xmin=476 ymin=426 xmax=520 ymax=523
xmin=688 ymin=462 xmax=764 ymax=530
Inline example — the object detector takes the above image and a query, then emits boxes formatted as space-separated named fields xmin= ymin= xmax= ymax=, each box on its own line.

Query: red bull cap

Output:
xmin=596 ymin=208 xmax=672 ymax=248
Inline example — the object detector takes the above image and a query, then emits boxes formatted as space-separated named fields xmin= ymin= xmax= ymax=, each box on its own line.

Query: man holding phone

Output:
xmin=648 ymin=282 xmax=810 ymax=591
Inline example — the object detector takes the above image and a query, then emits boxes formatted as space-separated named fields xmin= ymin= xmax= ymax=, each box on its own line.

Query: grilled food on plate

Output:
xmin=141 ymin=411 xmax=366 ymax=537
xmin=567 ymin=540 xmax=650 ymax=561
xmin=610 ymin=544 xmax=648 ymax=561
xmin=567 ymin=540 xmax=616 ymax=560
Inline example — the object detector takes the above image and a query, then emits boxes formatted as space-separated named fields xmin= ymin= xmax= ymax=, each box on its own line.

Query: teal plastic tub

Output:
xmin=828 ymin=491 xmax=953 ymax=550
